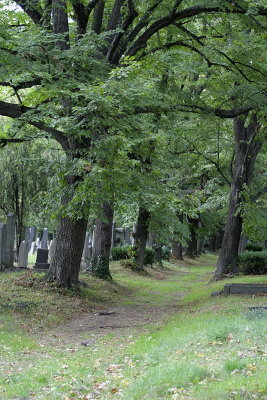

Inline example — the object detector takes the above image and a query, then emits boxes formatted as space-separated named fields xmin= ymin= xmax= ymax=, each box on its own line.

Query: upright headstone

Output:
xmin=0 ymin=223 xmax=7 ymax=268
xmin=82 ymin=232 xmax=90 ymax=260
xmin=36 ymin=237 xmax=41 ymax=249
xmin=18 ymin=241 xmax=29 ymax=268
xmin=41 ymin=228 xmax=48 ymax=249
xmin=125 ymin=227 xmax=131 ymax=245
xmin=29 ymin=241 xmax=36 ymax=256
xmin=34 ymin=248 xmax=50 ymax=269
xmin=115 ymin=228 xmax=125 ymax=247
xmin=5 ymin=213 xmax=16 ymax=268
xmin=48 ymin=239 xmax=56 ymax=263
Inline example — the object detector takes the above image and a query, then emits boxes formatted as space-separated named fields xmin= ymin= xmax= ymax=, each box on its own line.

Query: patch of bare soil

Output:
xmin=43 ymin=303 xmax=182 ymax=347
xmin=41 ymin=267 xmax=184 ymax=346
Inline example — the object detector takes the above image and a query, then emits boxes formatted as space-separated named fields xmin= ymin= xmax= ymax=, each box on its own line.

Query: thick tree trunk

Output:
xmin=214 ymin=114 xmax=261 ymax=279
xmin=133 ymin=207 xmax=150 ymax=271
xmin=185 ymin=218 xmax=198 ymax=258
xmin=47 ymin=216 xmax=88 ymax=288
xmin=172 ymin=240 xmax=183 ymax=260
xmin=89 ymin=201 xmax=113 ymax=279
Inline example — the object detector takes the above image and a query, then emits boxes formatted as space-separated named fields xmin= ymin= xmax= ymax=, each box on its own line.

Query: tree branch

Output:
xmin=126 ymin=4 xmax=267 ymax=57
xmin=13 ymin=0 xmax=43 ymax=25
xmin=133 ymin=103 xmax=253 ymax=119
xmin=0 ymin=101 xmax=69 ymax=150
xmin=106 ymin=0 xmax=138 ymax=63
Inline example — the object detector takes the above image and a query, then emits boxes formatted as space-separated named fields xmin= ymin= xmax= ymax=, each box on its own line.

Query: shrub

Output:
xmin=111 ymin=246 xmax=155 ymax=265
xmin=245 ymin=243 xmax=264 ymax=252
xmin=162 ymin=246 xmax=171 ymax=260
xmin=144 ymin=248 xmax=155 ymax=265
xmin=238 ymin=251 xmax=267 ymax=275
xmin=111 ymin=246 xmax=131 ymax=261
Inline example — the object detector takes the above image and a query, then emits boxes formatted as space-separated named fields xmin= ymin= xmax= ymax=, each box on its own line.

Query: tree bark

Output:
xmin=214 ymin=114 xmax=261 ymax=279
xmin=47 ymin=215 xmax=88 ymax=288
xmin=133 ymin=207 xmax=150 ymax=270
xmin=89 ymin=201 xmax=113 ymax=279
xmin=172 ymin=240 xmax=183 ymax=260
xmin=185 ymin=218 xmax=198 ymax=258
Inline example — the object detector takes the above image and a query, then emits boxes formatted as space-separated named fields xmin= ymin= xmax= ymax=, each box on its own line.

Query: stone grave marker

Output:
xmin=41 ymin=228 xmax=48 ymax=249
xmin=18 ymin=241 xmax=29 ymax=268
xmin=125 ymin=227 xmax=131 ymax=245
xmin=34 ymin=248 xmax=50 ymax=269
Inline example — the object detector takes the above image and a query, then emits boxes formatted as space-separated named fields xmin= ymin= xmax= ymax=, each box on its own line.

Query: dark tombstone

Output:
xmin=34 ymin=248 xmax=50 ymax=269
xmin=41 ymin=228 xmax=48 ymax=249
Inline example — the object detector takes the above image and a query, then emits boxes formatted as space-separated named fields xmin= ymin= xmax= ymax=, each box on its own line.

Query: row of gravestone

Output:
xmin=1 ymin=217 xmax=146 ymax=271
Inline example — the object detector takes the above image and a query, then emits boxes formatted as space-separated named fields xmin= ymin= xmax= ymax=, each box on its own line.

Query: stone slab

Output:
xmin=224 ymin=283 xmax=267 ymax=295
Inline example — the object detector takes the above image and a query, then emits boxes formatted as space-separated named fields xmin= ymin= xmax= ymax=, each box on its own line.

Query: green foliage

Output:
xmin=238 ymin=251 xmax=267 ymax=275
xmin=162 ymin=246 xmax=171 ymax=260
xmin=111 ymin=246 xmax=155 ymax=265
xmin=110 ymin=245 xmax=132 ymax=261
xmin=144 ymin=247 xmax=155 ymax=265
xmin=245 ymin=243 xmax=264 ymax=252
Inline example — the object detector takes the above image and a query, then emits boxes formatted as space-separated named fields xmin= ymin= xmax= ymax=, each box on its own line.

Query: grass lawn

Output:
xmin=0 ymin=254 xmax=266 ymax=400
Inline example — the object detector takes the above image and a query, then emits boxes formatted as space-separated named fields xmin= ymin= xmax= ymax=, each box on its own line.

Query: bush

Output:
xmin=111 ymin=246 xmax=155 ymax=265
xmin=144 ymin=248 xmax=155 ymax=265
xmin=238 ymin=251 xmax=267 ymax=275
xmin=111 ymin=246 xmax=131 ymax=261
xmin=245 ymin=243 xmax=264 ymax=252
xmin=162 ymin=246 xmax=171 ymax=260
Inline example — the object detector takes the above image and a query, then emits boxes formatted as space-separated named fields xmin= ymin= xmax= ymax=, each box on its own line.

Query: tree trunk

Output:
xmin=47 ymin=216 xmax=88 ymax=288
xmin=89 ymin=201 xmax=113 ymax=279
xmin=172 ymin=240 xmax=183 ymax=260
xmin=214 ymin=114 xmax=261 ymax=279
xmin=185 ymin=218 xmax=198 ymax=258
xmin=154 ymin=243 xmax=163 ymax=268
xmin=133 ymin=207 xmax=150 ymax=271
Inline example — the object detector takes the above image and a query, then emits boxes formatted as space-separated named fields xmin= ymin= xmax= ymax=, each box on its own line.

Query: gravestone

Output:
xmin=18 ymin=241 xmax=29 ymax=268
xmin=5 ymin=213 xmax=16 ymax=268
xmin=29 ymin=241 xmax=36 ymax=256
xmin=24 ymin=226 xmax=36 ymax=248
xmin=125 ymin=227 xmax=131 ymax=245
xmin=82 ymin=232 xmax=90 ymax=260
xmin=41 ymin=228 xmax=48 ymax=249
xmin=115 ymin=228 xmax=125 ymax=247
xmin=0 ymin=223 xmax=7 ymax=268
xmin=35 ymin=238 xmax=41 ymax=249
xmin=224 ymin=283 xmax=267 ymax=295
xmin=48 ymin=239 xmax=56 ymax=263
xmin=34 ymin=248 xmax=50 ymax=269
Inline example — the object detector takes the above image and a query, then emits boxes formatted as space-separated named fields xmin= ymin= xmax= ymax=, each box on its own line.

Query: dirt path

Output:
xmin=42 ymin=266 xmax=184 ymax=346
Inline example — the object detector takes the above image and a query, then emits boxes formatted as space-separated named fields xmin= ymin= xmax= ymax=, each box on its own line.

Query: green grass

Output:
xmin=0 ymin=254 xmax=266 ymax=399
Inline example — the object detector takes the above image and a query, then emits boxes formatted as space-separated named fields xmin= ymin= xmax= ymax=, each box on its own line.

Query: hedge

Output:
xmin=238 ymin=251 xmax=267 ymax=275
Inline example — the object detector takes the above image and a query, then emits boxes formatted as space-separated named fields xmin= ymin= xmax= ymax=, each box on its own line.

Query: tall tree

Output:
xmin=0 ymin=0 xmax=266 ymax=286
